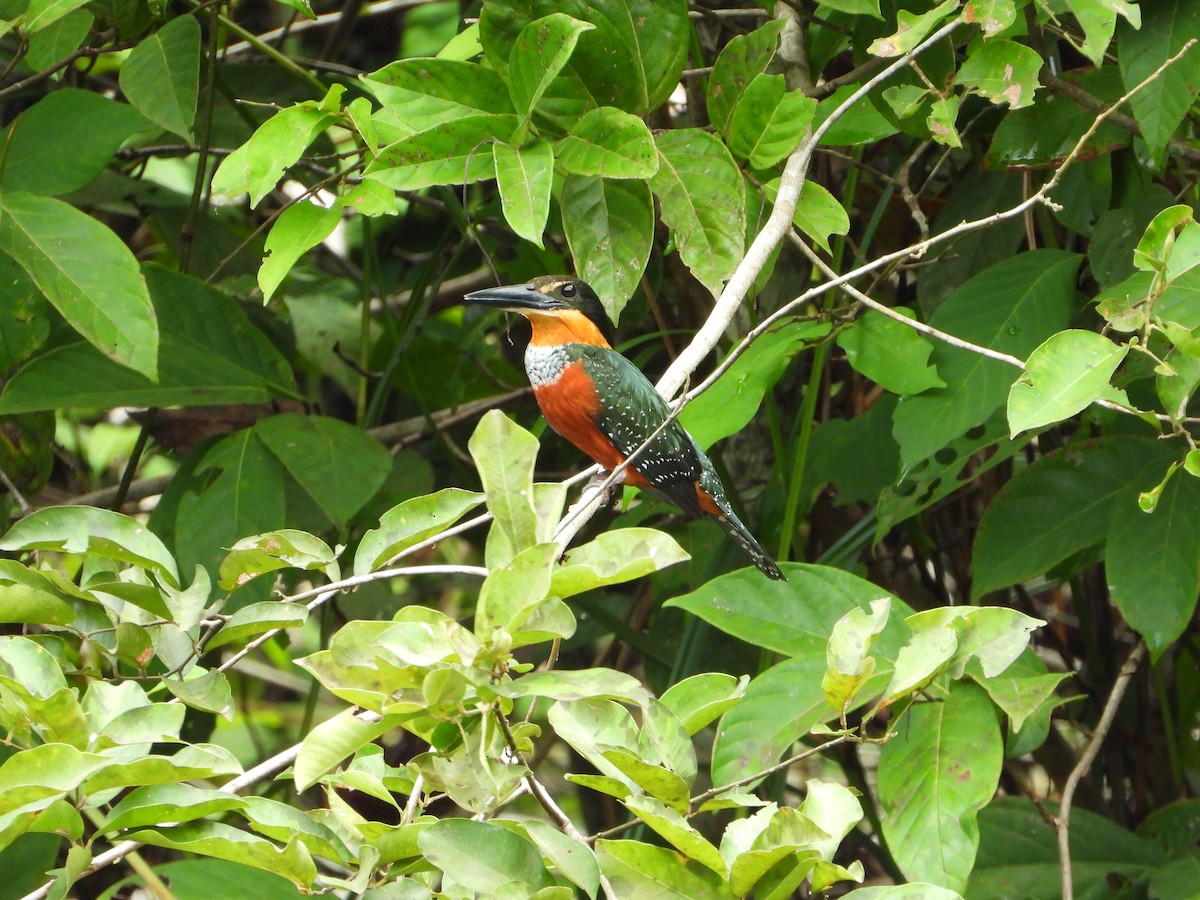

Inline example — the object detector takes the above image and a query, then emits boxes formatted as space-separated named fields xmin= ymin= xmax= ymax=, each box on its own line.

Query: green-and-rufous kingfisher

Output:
xmin=466 ymin=275 xmax=786 ymax=581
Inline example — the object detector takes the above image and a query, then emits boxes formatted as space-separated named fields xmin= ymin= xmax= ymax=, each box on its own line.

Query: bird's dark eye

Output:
xmin=561 ymin=283 xmax=577 ymax=298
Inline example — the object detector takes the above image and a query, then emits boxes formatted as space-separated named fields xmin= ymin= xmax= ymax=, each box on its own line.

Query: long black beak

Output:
xmin=464 ymin=283 xmax=561 ymax=312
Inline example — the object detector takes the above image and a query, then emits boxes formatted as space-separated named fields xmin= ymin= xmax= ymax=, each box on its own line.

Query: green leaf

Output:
xmin=680 ymin=320 xmax=820 ymax=451
xmin=667 ymin=564 xmax=904 ymax=657
xmin=555 ymin=107 xmax=657 ymax=179
xmin=0 ymin=583 xmax=73 ymax=626
xmin=791 ymin=181 xmax=852 ymax=253
xmin=118 ymin=15 xmax=199 ymax=140
xmin=23 ymin=0 xmax=90 ymax=33
xmin=881 ymin=607 xmax=1041 ymax=704
xmin=0 ymin=266 xmax=295 ymax=413
xmin=878 ymin=683 xmax=1002 ymax=892
xmin=496 ymin=668 xmax=649 ymax=706
xmin=868 ymin=0 xmax=958 ymax=56
xmin=970 ymin=797 xmax=1163 ymax=898
xmin=728 ymin=74 xmax=816 ymax=169
xmin=649 ymin=129 xmax=745 ymax=296
xmin=521 ymin=820 xmax=600 ymax=899
xmin=294 ymin=710 xmax=409 ymax=793
xmin=100 ymin=784 xmax=247 ymax=836
xmin=1107 ymin=467 xmax=1200 ymax=656
xmin=624 ymin=796 xmax=726 ymax=874
xmin=255 ymin=414 xmax=392 ymax=530
xmin=972 ymin=437 xmax=1175 ymax=598
xmin=124 ymin=822 xmax=316 ymax=887
xmin=814 ymin=84 xmax=900 ymax=146
xmin=258 ymin=200 xmax=342 ymax=302
xmin=0 ymin=506 xmax=179 ymax=588
xmin=205 ymin=602 xmax=308 ymax=651
xmin=0 ymin=744 xmax=110 ymax=817
xmin=953 ymin=39 xmax=1043 ymax=109
xmin=218 ymin=529 xmax=339 ymax=591
xmin=468 ymin=411 xmax=540 ymax=567
xmin=362 ymin=60 xmax=514 ymax=134
xmin=210 ymin=106 xmax=336 ymax=207
xmin=892 ymin=250 xmax=1081 ymax=466
xmin=1134 ymin=204 xmax=1193 ymax=272
xmin=1119 ymin=2 xmax=1200 ymax=161
xmin=507 ymin=13 xmax=595 ymax=120
xmin=968 ymin=664 xmax=1071 ymax=734
xmin=493 ymin=140 xmax=553 ymax=247
xmin=596 ymin=839 xmax=735 ymax=898
xmin=551 ymin=528 xmax=689 ymax=598
xmin=0 ymin=88 xmax=151 ymax=196
xmin=164 ymin=429 xmax=287 ymax=582
xmin=660 ymin=673 xmax=748 ymax=736
xmin=707 ymin=19 xmax=785 ymax=136
xmin=1007 ymin=330 xmax=1128 ymax=436
xmin=162 ymin=669 xmax=233 ymax=718
xmin=1058 ymin=0 xmax=1139 ymax=65
xmin=560 ymin=175 xmax=653 ymax=322
xmin=355 ymin=488 xmax=485 ymax=575
xmin=418 ymin=820 xmax=552 ymax=894
xmin=822 ymin=597 xmax=890 ymax=713
xmin=24 ymin=8 xmax=92 ymax=70
xmin=477 ymin=542 xmax=558 ymax=635
xmin=365 ymin=114 xmax=515 ymax=191
xmin=0 ymin=192 xmax=157 ymax=380
xmin=479 ymin=0 xmax=689 ymax=118
xmin=836 ymin=309 xmax=944 ymax=395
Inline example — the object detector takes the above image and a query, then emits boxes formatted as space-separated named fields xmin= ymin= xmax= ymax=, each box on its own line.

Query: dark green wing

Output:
xmin=576 ymin=345 xmax=704 ymax=495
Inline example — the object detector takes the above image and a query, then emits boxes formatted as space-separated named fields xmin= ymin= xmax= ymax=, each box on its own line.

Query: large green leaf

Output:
xmin=124 ymin=822 xmax=316 ymax=887
xmin=953 ymin=39 xmax=1042 ymax=109
xmin=362 ymin=59 xmax=514 ymax=135
xmin=560 ymin=175 xmax=653 ymax=322
xmin=506 ymin=13 xmax=594 ymax=121
xmin=1107 ymin=464 xmax=1200 ymax=656
xmin=1007 ymin=330 xmax=1128 ymax=436
xmin=878 ymin=682 xmax=1002 ymax=892
xmin=972 ymin=437 xmax=1176 ymax=598
xmin=210 ymin=106 xmax=337 ymax=207
xmin=550 ymin=528 xmax=689 ymax=598
xmin=164 ymin=430 xmax=287 ymax=582
xmin=354 ymin=488 xmax=485 ymax=576
xmin=255 ymin=414 xmax=392 ymax=531
xmin=258 ymin=200 xmax=342 ymax=301
xmin=596 ymin=839 xmax=735 ymax=898
xmin=365 ymin=114 xmax=515 ymax=191
xmin=0 ymin=192 xmax=157 ymax=379
xmin=468 ymin=411 xmax=540 ymax=567
xmin=649 ymin=129 xmax=745 ymax=296
xmin=118 ymin=14 xmax=200 ymax=140
xmin=0 ymin=88 xmax=151 ymax=196
xmin=1119 ymin=2 xmax=1200 ymax=161
xmin=493 ymin=139 xmax=553 ymax=247
xmin=0 ymin=266 xmax=294 ymax=413
xmin=554 ymin=107 xmax=657 ymax=179
xmin=892 ymin=250 xmax=1081 ymax=466
xmin=706 ymin=19 xmax=785 ymax=136
xmin=679 ymin=320 xmax=822 ymax=450
xmin=836 ymin=309 xmax=943 ymax=396
xmin=480 ymin=0 xmax=689 ymax=116
xmin=727 ymin=73 xmax=816 ymax=169
xmin=418 ymin=820 xmax=552 ymax=893
xmin=24 ymin=0 xmax=90 ymax=31
xmin=0 ymin=506 xmax=179 ymax=588
xmin=969 ymin=797 xmax=1164 ymax=898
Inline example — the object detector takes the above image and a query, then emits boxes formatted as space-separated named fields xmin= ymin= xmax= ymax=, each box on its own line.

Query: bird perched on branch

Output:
xmin=466 ymin=275 xmax=785 ymax=580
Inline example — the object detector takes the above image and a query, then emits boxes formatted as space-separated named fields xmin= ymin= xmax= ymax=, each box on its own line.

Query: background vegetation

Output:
xmin=0 ymin=0 xmax=1198 ymax=897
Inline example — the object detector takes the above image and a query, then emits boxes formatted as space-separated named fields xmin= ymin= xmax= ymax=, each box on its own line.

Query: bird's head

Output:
xmin=465 ymin=275 xmax=616 ymax=348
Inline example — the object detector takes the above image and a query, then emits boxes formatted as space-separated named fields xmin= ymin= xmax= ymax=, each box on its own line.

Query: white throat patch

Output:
xmin=525 ymin=343 xmax=570 ymax=387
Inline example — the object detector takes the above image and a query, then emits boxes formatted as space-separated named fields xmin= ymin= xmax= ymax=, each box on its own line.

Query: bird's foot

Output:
xmin=587 ymin=470 xmax=621 ymax=508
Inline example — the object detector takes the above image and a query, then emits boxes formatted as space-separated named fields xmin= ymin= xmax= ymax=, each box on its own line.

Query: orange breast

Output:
xmin=535 ymin=360 xmax=626 ymax=472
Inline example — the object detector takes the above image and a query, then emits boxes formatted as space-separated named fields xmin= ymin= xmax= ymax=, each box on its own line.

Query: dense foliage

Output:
xmin=1 ymin=0 xmax=1198 ymax=897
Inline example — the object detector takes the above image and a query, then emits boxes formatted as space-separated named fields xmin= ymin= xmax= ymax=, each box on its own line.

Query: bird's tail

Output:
xmin=715 ymin=507 xmax=786 ymax=581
